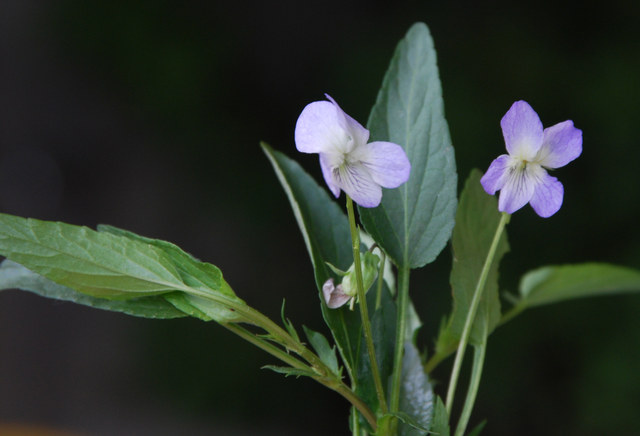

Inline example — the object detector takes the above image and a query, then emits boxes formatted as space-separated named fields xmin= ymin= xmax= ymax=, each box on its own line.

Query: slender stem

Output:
xmin=424 ymin=340 xmax=458 ymax=374
xmin=389 ymin=264 xmax=410 ymax=416
xmin=445 ymin=212 xmax=509 ymax=415
xmin=346 ymin=195 xmax=388 ymax=415
xmin=375 ymin=251 xmax=386 ymax=310
xmin=225 ymin=323 xmax=378 ymax=430
xmin=498 ymin=302 xmax=527 ymax=327
xmin=454 ymin=342 xmax=486 ymax=436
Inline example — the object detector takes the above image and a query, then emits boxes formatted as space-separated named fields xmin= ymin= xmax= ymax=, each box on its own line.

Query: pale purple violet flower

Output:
xmin=481 ymin=100 xmax=582 ymax=217
xmin=295 ymin=95 xmax=411 ymax=208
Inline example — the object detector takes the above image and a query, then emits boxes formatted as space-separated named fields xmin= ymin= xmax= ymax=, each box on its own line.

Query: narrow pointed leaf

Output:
xmin=262 ymin=142 xmax=363 ymax=375
xmin=448 ymin=170 xmax=509 ymax=345
xmin=515 ymin=263 xmax=640 ymax=309
xmin=359 ymin=22 xmax=457 ymax=269
xmin=303 ymin=326 xmax=340 ymax=376
xmin=430 ymin=396 xmax=450 ymax=436
xmin=0 ymin=260 xmax=186 ymax=319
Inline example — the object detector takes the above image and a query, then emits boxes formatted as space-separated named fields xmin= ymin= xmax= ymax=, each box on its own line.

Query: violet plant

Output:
xmin=1 ymin=22 xmax=640 ymax=435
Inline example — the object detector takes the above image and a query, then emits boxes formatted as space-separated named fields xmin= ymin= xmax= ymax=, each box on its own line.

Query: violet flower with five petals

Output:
xmin=481 ymin=100 xmax=582 ymax=217
xmin=295 ymin=95 xmax=411 ymax=208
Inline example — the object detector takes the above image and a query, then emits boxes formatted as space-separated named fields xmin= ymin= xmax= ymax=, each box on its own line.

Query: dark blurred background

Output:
xmin=1 ymin=1 xmax=639 ymax=435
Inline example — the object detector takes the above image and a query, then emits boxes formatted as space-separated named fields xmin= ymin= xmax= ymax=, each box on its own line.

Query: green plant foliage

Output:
xmin=0 ymin=213 xmax=188 ymax=298
xmin=262 ymin=142 xmax=364 ymax=376
xmin=0 ymin=260 xmax=186 ymax=319
xmin=515 ymin=263 xmax=640 ymax=309
xmin=359 ymin=22 xmax=457 ymax=269
xmin=447 ymin=170 xmax=509 ymax=345
xmin=398 ymin=342 xmax=434 ymax=436
xmin=430 ymin=396 xmax=450 ymax=436
xmin=303 ymin=326 xmax=340 ymax=376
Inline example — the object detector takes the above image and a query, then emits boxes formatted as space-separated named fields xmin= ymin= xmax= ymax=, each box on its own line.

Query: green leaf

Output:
xmin=303 ymin=326 xmax=340 ymax=376
xmin=448 ymin=170 xmax=509 ymax=345
xmin=515 ymin=263 xmax=640 ymax=309
xmin=0 ymin=259 xmax=186 ymax=319
xmin=430 ymin=396 xmax=450 ymax=436
xmin=97 ymin=224 xmax=237 ymax=299
xmin=467 ymin=420 xmax=487 ymax=436
xmin=359 ymin=22 xmax=457 ymax=269
xmin=398 ymin=342 xmax=434 ymax=436
xmin=97 ymin=224 xmax=246 ymax=323
xmin=355 ymin=288 xmax=397 ymax=417
xmin=0 ymin=213 xmax=186 ymax=298
xmin=262 ymin=142 xmax=363 ymax=375
xmin=261 ymin=365 xmax=317 ymax=379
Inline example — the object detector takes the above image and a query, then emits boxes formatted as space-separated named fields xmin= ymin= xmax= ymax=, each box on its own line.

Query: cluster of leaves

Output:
xmin=1 ymin=21 xmax=640 ymax=436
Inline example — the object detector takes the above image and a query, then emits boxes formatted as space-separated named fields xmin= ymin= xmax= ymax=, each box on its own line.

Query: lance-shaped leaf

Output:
xmin=0 ymin=213 xmax=244 ymax=323
xmin=359 ymin=22 xmax=457 ymax=269
xmin=0 ymin=259 xmax=186 ymax=319
xmin=447 ymin=170 xmax=509 ymax=345
xmin=262 ymin=142 xmax=363 ymax=375
xmin=512 ymin=263 xmax=640 ymax=311
xmin=0 ymin=213 xmax=186 ymax=298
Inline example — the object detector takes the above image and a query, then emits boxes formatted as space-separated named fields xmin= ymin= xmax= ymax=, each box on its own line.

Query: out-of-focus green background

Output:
xmin=1 ymin=1 xmax=639 ymax=435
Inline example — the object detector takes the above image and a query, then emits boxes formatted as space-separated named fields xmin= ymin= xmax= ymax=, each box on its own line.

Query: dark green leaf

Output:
xmin=448 ymin=170 xmax=509 ymax=345
xmin=303 ymin=325 xmax=340 ymax=376
xmin=359 ymin=22 xmax=457 ymax=269
xmin=262 ymin=142 xmax=363 ymax=376
xmin=467 ymin=420 xmax=487 ymax=436
xmin=0 ymin=259 xmax=186 ymax=319
xmin=398 ymin=342 xmax=434 ymax=436
xmin=516 ymin=263 xmax=640 ymax=309
xmin=430 ymin=396 xmax=450 ymax=436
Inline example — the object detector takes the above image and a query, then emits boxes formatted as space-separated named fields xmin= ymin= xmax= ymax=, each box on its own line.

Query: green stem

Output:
xmin=389 ymin=264 xmax=410 ymax=417
xmin=445 ymin=212 xmax=509 ymax=415
xmin=346 ymin=195 xmax=388 ymax=415
xmin=424 ymin=340 xmax=458 ymax=374
xmin=375 ymin=251 xmax=386 ymax=310
xmin=454 ymin=342 xmax=486 ymax=436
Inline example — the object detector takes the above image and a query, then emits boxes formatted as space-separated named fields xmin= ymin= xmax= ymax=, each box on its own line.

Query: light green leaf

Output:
xmin=359 ymin=22 xmax=457 ymax=269
xmin=515 ymin=263 xmax=640 ymax=309
xmin=0 ymin=259 xmax=186 ymax=319
xmin=398 ymin=342 xmax=434 ymax=436
xmin=0 ymin=213 xmax=186 ymax=298
xmin=430 ymin=396 xmax=450 ymax=436
xmin=262 ymin=142 xmax=363 ymax=376
xmin=467 ymin=420 xmax=487 ymax=436
xmin=448 ymin=170 xmax=509 ymax=345
xmin=303 ymin=326 xmax=340 ymax=376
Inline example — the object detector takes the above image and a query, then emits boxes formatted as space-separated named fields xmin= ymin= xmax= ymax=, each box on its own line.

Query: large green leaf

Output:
xmin=514 ymin=263 xmax=640 ymax=309
xmin=0 ymin=213 xmax=186 ymax=298
xmin=447 ymin=170 xmax=509 ymax=345
xmin=430 ymin=396 xmax=450 ymax=436
xmin=262 ymin=142 xmax=363 ymax=375
xmin=359 ymin=22 xmax=457 ymax=269
xmin=0 ymin=259 xmax=186 ymax=319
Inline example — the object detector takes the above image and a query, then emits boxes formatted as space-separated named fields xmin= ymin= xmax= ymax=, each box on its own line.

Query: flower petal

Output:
xmin=319 ymin=154 xmax=341 ymax=198
xmin=333 ymin=163 xmax=382 ymax=208
xmin=498 ymin=163 xmax=541 ymax=214
xmin=529 ymin=172 xmax=564 ymax=218
xmin=322 ymin=278 xmax=351 ymax=309
xmin=325 ymin=94 xmax=370 ymax=151
xmin=480 ymin=154 xmax=511 ymax=195
xmin=353 ymin=141 xmax=411 ymax=189
xmin=535 ymin=120 xmax=583 ymax=169
xmin=295 ymin=100 xmax=350 ymax=154
xmin=500 ymin=101 xmax=544 ymax=159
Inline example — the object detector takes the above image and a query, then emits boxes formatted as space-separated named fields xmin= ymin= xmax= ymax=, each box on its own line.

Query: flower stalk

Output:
xmin=346 ymin=195 xmax=389 ymax=415
xmin=445 ymin=212 xmax=509 ymax=415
